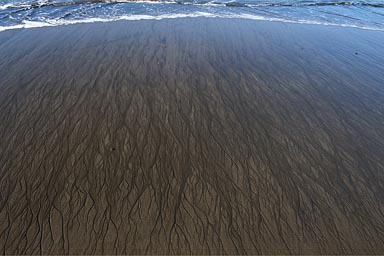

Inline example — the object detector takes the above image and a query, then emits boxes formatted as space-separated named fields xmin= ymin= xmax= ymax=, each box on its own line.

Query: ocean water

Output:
xmin=0 ymin=0 xmax=383 ymax=31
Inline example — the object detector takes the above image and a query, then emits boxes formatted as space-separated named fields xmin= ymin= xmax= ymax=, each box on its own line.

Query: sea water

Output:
xmin=0 ymin=0 xmax=383 ymax=31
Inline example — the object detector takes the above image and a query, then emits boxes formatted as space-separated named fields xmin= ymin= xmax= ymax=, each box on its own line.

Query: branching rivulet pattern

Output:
xmin=0 ymin=19 xmax=384 ymax=254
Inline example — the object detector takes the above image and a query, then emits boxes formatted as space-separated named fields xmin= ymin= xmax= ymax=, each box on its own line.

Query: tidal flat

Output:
xmin=0 ymin=18 xmax=384 ymax=254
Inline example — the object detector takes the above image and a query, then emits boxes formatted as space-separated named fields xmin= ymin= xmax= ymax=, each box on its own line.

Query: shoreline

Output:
xmin=2 ymin=14 xmax=384 ymax=33
xmin=0 ymin=18 xmax=384 ymax=254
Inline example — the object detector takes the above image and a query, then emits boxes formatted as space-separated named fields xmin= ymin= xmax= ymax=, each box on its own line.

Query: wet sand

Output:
xmin=0 ymin=18 xmax=384 ymax=254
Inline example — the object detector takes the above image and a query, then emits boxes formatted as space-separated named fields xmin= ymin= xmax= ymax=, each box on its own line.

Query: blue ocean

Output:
xmin=0 ymin=0 xmax=383 ymax=31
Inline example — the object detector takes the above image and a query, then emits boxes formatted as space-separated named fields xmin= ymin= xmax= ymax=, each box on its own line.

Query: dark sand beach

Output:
xmin=0 ymin=18 xmax=384 ymax=254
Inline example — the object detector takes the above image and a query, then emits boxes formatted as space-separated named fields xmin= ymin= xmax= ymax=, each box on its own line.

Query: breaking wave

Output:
xmin=0 ymin=0 xmax=384 ymax=32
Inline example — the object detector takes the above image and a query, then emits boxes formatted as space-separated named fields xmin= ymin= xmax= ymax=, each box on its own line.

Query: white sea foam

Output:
xmin=0 ymin=4 xmax=13 ymax=10
xmin=0 ymin=0 xmax=179 ymax=9
xmin=0 ymin=12 xmax=383 ymax=32
xmin=0 ymin=3 xmax=33 ymax=10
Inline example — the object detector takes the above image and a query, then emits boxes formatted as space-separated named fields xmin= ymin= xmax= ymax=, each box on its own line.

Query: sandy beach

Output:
xmin=0 ymin=18 xmax=384 ymax=254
